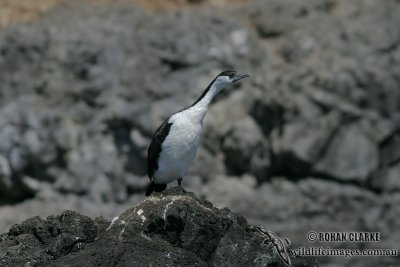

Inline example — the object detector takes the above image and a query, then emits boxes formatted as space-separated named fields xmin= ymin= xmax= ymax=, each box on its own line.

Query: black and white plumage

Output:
xmin=145 ymin=71 xmax=250 ymax=196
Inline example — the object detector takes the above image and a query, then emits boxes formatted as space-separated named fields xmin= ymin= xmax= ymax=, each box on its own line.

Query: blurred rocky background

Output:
xmin=0 ymin=0 xmax=399 ymax=266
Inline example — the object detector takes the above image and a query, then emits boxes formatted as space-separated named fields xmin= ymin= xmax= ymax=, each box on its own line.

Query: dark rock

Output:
xmin=0 ymin=210 xmax=97 ymax=266
xmin=0 ymin=188 xmax=316 ymax=267
xmin=250 ymin=96 xmax=287 ymax=137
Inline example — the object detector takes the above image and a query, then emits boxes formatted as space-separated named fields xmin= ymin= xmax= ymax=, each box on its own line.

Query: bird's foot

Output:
xmin=177 ymin=178 xmax=186 ymax=192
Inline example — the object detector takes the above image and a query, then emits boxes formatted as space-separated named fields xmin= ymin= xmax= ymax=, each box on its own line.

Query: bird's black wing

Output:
xmin=147 ymin=119 xmax=173 ymax=180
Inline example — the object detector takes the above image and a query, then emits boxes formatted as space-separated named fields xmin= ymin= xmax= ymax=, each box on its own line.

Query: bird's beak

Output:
xmin=232 ymin=73 xmax=251 ymax=83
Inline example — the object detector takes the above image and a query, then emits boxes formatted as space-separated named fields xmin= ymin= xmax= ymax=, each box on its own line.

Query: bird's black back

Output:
xmin=147 ymin=119 xmax=173 ymax=180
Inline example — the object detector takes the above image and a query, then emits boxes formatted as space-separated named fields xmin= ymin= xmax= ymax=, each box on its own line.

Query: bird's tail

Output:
xmin=145 ymin=182 xmax=167 ymax=196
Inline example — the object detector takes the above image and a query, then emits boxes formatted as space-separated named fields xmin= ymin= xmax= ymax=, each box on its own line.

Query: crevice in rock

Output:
xmin=68 ymin=89 xmax=104 ymax=109
xmin=0 ymin=145 xmax=68 ymax=205
xmin=103 ymin=118 xmax=147 ymax=176
xmin=379 ymin=130 xmax=400 ymax=167
xmin=261 ymin=152 xmax=382 ymax=194
xmin=159 ymin=57 xmax=192 ymax=71
xmin=145 ymin=215 xmax=185 ymax=247
xmin=207 ymin=220 xmax=234 ymax=265
xmin=250 ymin=101 xmax=286 ymax=136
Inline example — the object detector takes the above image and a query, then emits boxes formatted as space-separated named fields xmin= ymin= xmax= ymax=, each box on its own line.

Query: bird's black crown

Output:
xmin=218 ymin=70 xmax=237 ymax=79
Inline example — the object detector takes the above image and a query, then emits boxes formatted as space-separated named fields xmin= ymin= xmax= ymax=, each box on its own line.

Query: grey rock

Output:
xmin=189 ymin=146 xmax=226 ymax=179
xmin=381 ymin=133 xmax=400 ymax=167
xmin=371 ymin=163 xmax=400 ymax=193
xmin=248 ymin=0 xmax=334 ymax=39
xmin=0 ymin=155 xmax=12 ymax=190
xmin=315 ymin=125 xmax=379 ymax=183
xmin=222 ymin=116 xmax=266 ymax=176
xmin=305 ymin=88 xmax=363 ymax=117
xmin=354 ymin=115 xmax=395 ymax=144
xmin=0 ymin=1 xmax=400 ymax=267
xmin=200 ymin=176 xmax=400 ymax=266
xmin=125 ymin=174 xmax=149 ymax=195
xmin=383 ymin=164 xmax=400 ymax=192
xmin=290 ymin=94 xmax=323 ymax=122
xmin=0 ymin=0 xmax=264 ymax=202
xmin=203 ymin=89 xmax=254 ymax=155
xmin=197 ymin=175 xmax=259 ymax=213
xmin=270 ymin=112 xmax=341 ymax=177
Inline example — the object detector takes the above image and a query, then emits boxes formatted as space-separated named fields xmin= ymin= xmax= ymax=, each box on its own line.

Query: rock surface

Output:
xmin=0 ymin=187 xmax=317 ymax=267
xmin=0 ymin=1 xmax=400 ymax=267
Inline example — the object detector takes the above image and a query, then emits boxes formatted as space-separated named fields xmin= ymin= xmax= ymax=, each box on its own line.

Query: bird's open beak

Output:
xmin=232 ymin=73 xmax=251 ymax=83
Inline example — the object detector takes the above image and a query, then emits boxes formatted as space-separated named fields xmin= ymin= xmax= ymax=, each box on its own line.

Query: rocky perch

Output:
xmin=0 ymin=187 xmax=316 ymax=267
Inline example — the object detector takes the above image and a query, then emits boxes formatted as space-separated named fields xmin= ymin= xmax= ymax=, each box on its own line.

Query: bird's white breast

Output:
xmin=154 ymin=111 xmax=203 ymax=184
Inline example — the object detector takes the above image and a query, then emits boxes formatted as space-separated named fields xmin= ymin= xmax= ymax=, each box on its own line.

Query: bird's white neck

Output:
xmin=184 ymin=81 xmax=225 ymax=122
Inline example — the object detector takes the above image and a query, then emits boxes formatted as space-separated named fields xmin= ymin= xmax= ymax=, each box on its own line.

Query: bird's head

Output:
xmin=212 ymin=70 xmax=250 ymax=90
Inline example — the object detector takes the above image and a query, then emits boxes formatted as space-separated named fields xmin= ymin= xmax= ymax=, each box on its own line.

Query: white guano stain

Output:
xmin=118 ymin=220 xmax=126 ymax=240
xmin=163 ymin=196 xmax=179 ymax=221
xmin=106 ymin=216 xmax=119 ymax=231
xmin=141 ymin=232 xmax=152 ymax=241
xmin=137 ymin=209 xmax=146 ymax=224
